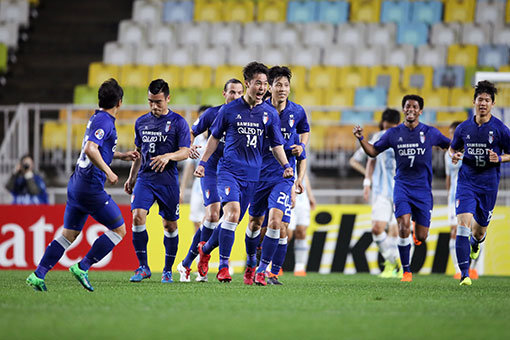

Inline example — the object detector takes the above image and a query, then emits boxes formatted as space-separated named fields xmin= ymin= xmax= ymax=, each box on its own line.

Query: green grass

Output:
xmin=2 ymin=271 xmax=510 ymax=340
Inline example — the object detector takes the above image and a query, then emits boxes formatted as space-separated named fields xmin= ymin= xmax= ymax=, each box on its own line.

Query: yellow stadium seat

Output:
xmin=436 ymin=111 xmax=469 ymax=124
xmin=214 ymin=65 xmax=244 ymax=88
xmin=152 ymin=65 xmax=182 ymax=88
xmin=370 ymin=66 xmax=400 ymax=90
xmin=224 ymin=0 xmax=255 ymax=22
xmin=88 ymin=62 xmax=120 ymax=87
xmin=507 ymin=1 xmax=510 ymax=23
xmin=72 ymin=124 xmax=87 ymax=151
xmin=350 ymin=0 xmax=381 ymax=23
xmin=116 ymin=124 xmax=135 ymax=151
xmin=309 ymin=66 xmax=338 ymax=89
xmin=402 ymin=66 xmax=434 ymax=89
xmin=118 ymin=110 xmax=146 ymax=120
xmin=293 ymin=88 xmax=325 ymax=106
xmin=289 ymin=65 xmax=306 ymax=92
xmin=420 ymin=87 xmax=449 ymax=108
xmin=119 ymin=64 xmax=151 ymax=87
xmin=388 ymin=86 xmax=421 ymax=108
xmin=498 ymin=65 xmax=510 ymax=72
xmin=444 ymin=0 xmax=475 ymax=23
xmin=337 ymin=66 xmax=370 ymax=89
xmin=257 ymin=0 xmax=287 ymax=22
xmin=309 ymin=125 xmax=326 ymax=150
xmin=325 ymin=126 xmax=359 ymax=151
xmin=311 ymin=111 xmax=341 ymax=122
xmin=324 ymin=88 xmax=355 ymax=107
xmin=447 ymin=44 xmax=478 ymax=67
xmin=449 ymin=88 xmax=473 ymax=107
xmin=182 ymin=66 xmax=213 ymax=89
xmin=58 ymin=109 xmax=92 ymax=121
xmin=42 ymin=121 xmax=67 ymax=151
xmin=194 ymin=0 xmax=223 ymax=22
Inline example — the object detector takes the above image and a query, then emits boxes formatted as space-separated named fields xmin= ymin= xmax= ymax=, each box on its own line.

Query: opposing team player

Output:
xmin=124 ymin=79 xmax=190 ymax=284
xmin=353 ymin=95 xmax=450 ymax=282
xmin=176 ymin=80 xmax=244 ymax=282
xmin=244 ymin=66 xmax=310 ymax=286
xmin=27 ymin=79 xmax=140 ymax=291
xmin=450 ymin=80 xmax=510 ymax=286
xmin=194 ymin=62 xmax=293 ymax=283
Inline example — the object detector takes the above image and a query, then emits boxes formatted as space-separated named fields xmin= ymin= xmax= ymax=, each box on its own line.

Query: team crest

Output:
xmin=456 ymin=199 xmax=460 ymax=208
xmin=419 ymin=131 xmax=425 ymax=144
xmin=289 ymin=114 xmax=295 ymax=128
xmin=165 ymin=121 xmax=171 ymax=132
xmin=263 ymin=112 xmax=268 ymax=124
xmin=225 ymin=186 xmax=231 ymax=196
xmin=489 ymin=131 xmax=494 ymax=144
xmin=205 ymin=190 xmax=210 ymax=199
xmin=131 ymin=195 xmax=135 ymax=203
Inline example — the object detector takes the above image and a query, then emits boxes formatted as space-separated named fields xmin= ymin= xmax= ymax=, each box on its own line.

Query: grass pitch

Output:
xmin=2 ymin=271 xmax=510 ymax=340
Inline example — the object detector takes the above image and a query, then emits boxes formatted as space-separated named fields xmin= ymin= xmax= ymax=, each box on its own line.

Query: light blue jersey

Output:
xmin=444 ymin=151 xmax=462 ymax=206
xmin=369 ymin=130 xmax=395 ymax=200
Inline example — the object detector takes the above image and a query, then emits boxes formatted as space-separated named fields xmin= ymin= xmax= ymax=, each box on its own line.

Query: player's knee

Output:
xmin=207 ymin=210 xmax=220 ymax=222
xmin=113 ymin=225 xmax=127 ymax=238
xmin=295 ymin=228 xmax=306 ymax=240
xmin=268 ymin=217 xmax=281 ymax=230
xmin=371 ymin=224 xmax=385 ymax=235
xmin=62 ymin=228 xmax=80 ymax=243
xmin=164 ymin=222 xmax=178 ymax=233
xmin=133 ymin=214 xmax=146 ymax=226
xmin=472 ymin=229 xmax=485 ymax=241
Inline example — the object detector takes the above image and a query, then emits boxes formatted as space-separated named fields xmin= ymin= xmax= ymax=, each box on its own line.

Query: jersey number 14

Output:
xmin=246 ymin=135 xmax=257 ymax=148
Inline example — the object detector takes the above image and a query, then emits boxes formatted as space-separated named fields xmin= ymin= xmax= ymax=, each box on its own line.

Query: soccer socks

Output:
xmin=373 ymin=231 xmax=398 ymax=264
xmin=200 ymin=220 xmax=218 ymax=243
xmin=271 ymin=237 xmax=288 ymax=275
xmin=294 ymin=238 xmax=309 ymax=272
xmin=397 ymin=236 xmax=411 ymax=273
xmin=164 ymin=230 xmax=179 ymax=272
xmin=132 ymin=224 xmax=149 ymax=267
xmin=34 ymin=235 xmax=72 ymax=279
xmin=470 ymin=233 xmax=486 ymax=252
xmin=245 ymin=226 xmax=261 ymax=268
xmin=80 ymin=230 xmax=122 ymax=271
xmin=218 ymin=222 xmax=237 ymax=270
xmin=257 ymin=227 xmax=280 ymax=273
xmin=449 ymin=238 xmax=459 ymax=273
xmin=182 ymin=227 xmax=201 ymax=268
xmin=456 ymin=225 xmax=471 ymax=278
xmin=202 ymin=223 xmax=221 ymax=254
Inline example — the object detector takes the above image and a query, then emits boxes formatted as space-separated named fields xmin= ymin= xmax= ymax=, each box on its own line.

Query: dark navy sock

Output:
xmin=398 ymin=236 xmax=411 ymax=273
xmin=203 ymin=223 xmax=221 ymax=254
xmin=34 ymin=239 xmax=67 ymax=279
xmin=182 ymin=228 xmax=201 ymax=268
xmin=257 ymin=229 xmax=280 ymax=273
xmin=456 ymin=235 xmax=471 ymax=278
xmin=80 ymin=233 xmax=117 ymax=271
xmin=245 ymin=230 xmax=260 ymax=268
xmin=218 ymin=222 xmax=236 ymax=270
xmin=164 ymin=232 xmax=179 ymax=272
xmin=271 ymin=239 xmax=288 ymax=275
xmin=200 ymin=221 xmax=217 ymax=243
xmin=132 ymin=229 xmax=149 ymax=267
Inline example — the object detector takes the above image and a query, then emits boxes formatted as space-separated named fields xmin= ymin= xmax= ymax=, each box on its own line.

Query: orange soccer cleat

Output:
xmin=401 ymin=272 xmax=413 ymax=282
xmin=453 ymin=272 xmax=462 ymax=280
xmin=412 ymin=223 xmax=422 ymax=246
xmin=469 ymin=268 xmax=479 ymax=280
xmin=294 ymin=270 xmax=307 ymax=277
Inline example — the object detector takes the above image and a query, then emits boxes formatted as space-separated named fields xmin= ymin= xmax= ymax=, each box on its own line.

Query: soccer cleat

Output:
xmin=267 ymin=276 xmax=283 ymax=285
xmin=453 ymin=272 xmax=462 ymax=280
xmin=412 ymin=224 xmax=422 ymax=246
xmin=400 ymin=272 xmax=412 ymax=282
xmin=469 ymin=268 xmax=479 ymax=280
xmin=216 ymin=267 xmax=232 ymax=283
xmin=26 ymin=273 xmax=47 ymax=292
xmin=197 ymin=242 xmax=211 ymax=277
xmin=69 ymin=263 xmax=94 ymax=291
xmin=294 ymin=270 xmax=307 ymax=277
xmin=243 ymin=266 xmax=256 ymax=285
xmin=460 ymin=276 xmax=472 ymax=286
xmin=195 ymin=273 xmax=208 ymax=282
xmin=254 ymin=271 xmax=267 ymax=286
xmin=379 ymin=260 xmax=398 ymax=278
xmin=396 ymin=266 xmax=404 ymax=279
xmin=177 ymin=262 xmax=191 ymax=282
xmin=161 ymin=271 xmax=173 ymax=283
xmin=470 ymin=244 xmax=481 ymax=260
xmin=130 ymin=266 xmax=152 ymax=282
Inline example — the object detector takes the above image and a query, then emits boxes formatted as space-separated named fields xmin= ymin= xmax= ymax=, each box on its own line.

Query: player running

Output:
xmin=176 ymin=80 xmax=244 ymax=282
xmin=194 ymin=62 xmax=293 ymax=283
xmin=26 ymin=79 xmax=140 ymax=291
xmin=353 ymin=94 xmax=451 ymax=282
xmin=124 ymin=79 xmax=190 ymax=284
xmin=450 ymin=80 xmax=510 ymax=286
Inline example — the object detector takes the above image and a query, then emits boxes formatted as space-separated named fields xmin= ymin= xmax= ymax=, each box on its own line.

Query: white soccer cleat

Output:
xmin=177 ymin=262 xmax=191 ymax=282
xmin=195 ymin=273 xmax=208 ymax=282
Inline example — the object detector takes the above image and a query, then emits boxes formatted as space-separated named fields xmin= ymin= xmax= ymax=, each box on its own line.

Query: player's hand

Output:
xmin=194 ymin=165 xmax=205 ymax=178
xmin=283 ymin=167 xmax=294 ymax=179
xmin=290 ymin=144 xmax=303 ymax=157
xmin=121 ymin=150 xmax=140 ymax=161
xmin=353 ymin=125 xmax=364 ymax=139
xmin=363 ymin=186 xmax=371 ymax=202
xmin=451 ymin=151 xmax=463 ymax=164
xmin=150 ymin=154 xmax=171 ymax=172
xmin=124 ymin=177 xmax=136 ymax=194
xmin=107 ymin=171 xmax=118 ymax=185
xmin=189 ymin=145 xmax=202 ymax=159
xmin=489 ymin=149 xmax=500 ymax=163
xmin=295 ymin=181 xmax=304 ymax=194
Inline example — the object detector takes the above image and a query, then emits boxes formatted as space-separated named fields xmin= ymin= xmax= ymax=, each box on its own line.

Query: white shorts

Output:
xmin=189 ymin=179 xmax=205 ymax=223
xmin=288 ymin=192 xmax=310 ymax=231
xmin=448 ymin=202 xmax=457 ymax=226
xmin=371 ymin=194 xmax=396 ymax=225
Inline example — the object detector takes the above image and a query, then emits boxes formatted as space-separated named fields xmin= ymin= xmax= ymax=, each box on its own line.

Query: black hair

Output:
xmin=474 ymin=80 xmax=497 ymax=102
xmin=243 ymin=61 xmax=269 ymax=82
xmin=402 ymin=94 xmax=424 ymax=110
xmin=98 ymin=78 xmax=123 ymax=109
xmin=149 ymin=79 xmax=170 ymax=98
xmin=198 ymin=105 xmax=212 ymax=116
xmin=223 ymin=78 xmax=243 ymax=92
xmin=449 ymin=121 xmax=462 ymax=130
xmin=268 ymin=66 xmax=292 ymax=85
xmin=381 ymin=108 xmax=400 ymax=125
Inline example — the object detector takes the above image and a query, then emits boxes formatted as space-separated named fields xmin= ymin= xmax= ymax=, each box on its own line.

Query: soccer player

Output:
xmin=363 ymin=109 xmax=402 ymax=278
xmin=176 ymin=80 xmax=244 ymax=282
xmin=194 ymin=62 xmax=293 ymax=283
xmin=353 ymin=95 xmax=450 ymax=282
xmin=26 ymin=78 xmax=140 ymax=291
xmin=450 ymin=80 xmax=510 ymax=286
xmin=124 ymin=79 xmax=190 ymax=284
xmin=244 ymin=65 xmax=310 ymax=286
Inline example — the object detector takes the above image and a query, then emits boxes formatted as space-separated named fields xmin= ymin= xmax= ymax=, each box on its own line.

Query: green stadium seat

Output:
xmin=464 ymin=66 xmax=494 ymax=88
xmin=73 ymin=85 xmax=97 ymax=105
xmin=200 ymin=88 xmax=224 ymax=106
xmin=0 ymin=43 xmax=7 ymax=73
xmin=116 ymin=124 xmax=135 ymax=151
xmin=171 ymin=88 xmax=200 ymax=105
xmin=122 ymin=87 xmax=147 ymax=105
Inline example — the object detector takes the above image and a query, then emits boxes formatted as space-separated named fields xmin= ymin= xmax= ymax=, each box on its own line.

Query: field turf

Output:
xmin=1 ymin=271 xmax=510 ymax=339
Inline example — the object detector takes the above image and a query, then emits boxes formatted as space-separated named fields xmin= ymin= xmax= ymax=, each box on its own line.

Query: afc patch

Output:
xmin=94 ymin=128 xmax=105 ymax=140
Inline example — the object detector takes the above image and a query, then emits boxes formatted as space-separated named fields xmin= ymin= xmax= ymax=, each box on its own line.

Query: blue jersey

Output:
xmin=210 ymin=97 xmax=285 ymax=182
xmin=192 ymin=105 xmax=225 ymax=173
xmin=374 ymin=122 xmax=450 ymax=191
xmin=451 ymin=115 xmax=510 ymax=192
xmin=135 ymin=110 xmax=190 ymax=185
xmin=259 ymin=99 xmax=310 ymax=182
xmin=370 ymin=130 xmax=395 ymax=199
xmin=72 ymin=110 xmax=118 ymax=191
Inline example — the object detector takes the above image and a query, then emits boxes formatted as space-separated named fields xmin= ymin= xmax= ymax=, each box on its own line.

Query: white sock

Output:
xmin=449 ymin=238 xmax=459 ymax=273
xmin=294 ymin=239 xmax=309 ymax=272
xmin=373 ymin=232 xmax=398 ymax=264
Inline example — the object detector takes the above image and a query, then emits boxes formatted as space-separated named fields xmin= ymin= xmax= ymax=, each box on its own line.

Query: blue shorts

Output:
xmin=456 ymin=183 xmax=497 ymax=227
xmin=249 ymin=179 xmax=293 ymax=223
xmin=393 ymin=182 xmax=433 ymax=227
xmin=217 ymin=172 xmax=256 ymax=222
xmin=64 ymin=189 xmax=124 ymax=231
xmin=200 ymin=168 xmax=220 ymax=206
xmin=131 ymin=179 xmax=179 ymax=221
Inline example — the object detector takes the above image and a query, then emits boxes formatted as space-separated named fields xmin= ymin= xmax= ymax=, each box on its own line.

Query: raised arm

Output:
xmin=352 ymin=125 xmax=380 ymax=158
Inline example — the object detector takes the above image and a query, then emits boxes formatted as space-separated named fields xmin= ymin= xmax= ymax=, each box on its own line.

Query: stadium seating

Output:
xmin=152 ymin=64 xmax=182 ymax=88
xmin=135 ymin=44 xmax=165 ymax=65
xmin=293 ymin=87 xmax=326 ymax=106
xmin=0 ymin=0 xmax=30 ymax=27
xmin=430 ymin=23 xmax=460 ymax=45
xmin=317 ymin=1 xmax=349 ymax=24
xmin=302 ymin=23 xmax=335 ymax=47
xmin=447 ymin=44 xmax=478 ymax=67
xmin=162 ymin=1 xmax=194 ymax=22
xmin=123 ymin=86 xmax=147 ymax=105
xmin=87 ymin=63 xmax=120 ymax=87
xmin=116 ymin=124 xmax=135 ymax=151
xmin=223 ymin=0 xmax=255 ymax=22
xmin=380 ymin=1 xmax=411 ymax=23
xmin=42 ymin=121 xmax=67 ymax=151
xmin=148 ymin=24 xmax=177 ymax=46
xmin=214 ymin=65 xmax=243 ymax=88
xmin=421 ymin=87 xmax=449 ymax=108
xmin=397 ymin=22 xmax=428 ymax=46
xmin=411 ymin=1 xmax=443 ymax=25
xmin=287 ymin=0 xmax=317 ymax=23
xmin=336 ymin=23 xmax=367 ymax=46
xmin=210 ymin=22 xmax=242 ymax=46
xmin=103 ymin=42 xmax=134 ymax=65
xmin=324 ymin=88 xmax=355 ymax=107
xmin=369 ymin=65 xmax=400 ymax=89
xmin=164 ymin=45 xmax=196 ymax=65
xmin=354 ymin=87 xmax=387 ymax=108
xmin=196 ymin=46 xmax=227 ymax=67
xmin=322 ymin=45 xmax=352 ymax=66
xmin=194 ymin=0 xmax=223 ymax=22
xmin=132 ymin=0 xmax=162 ymax=24
xmin=337 ymin=66 xmax=370 ymax=89
xmin=289 ymin=45 xmax=321 ymax=67
xmin=170 ymin=88 xmax=199 ymax=105
xmin=449 ymin=88 xmax=473 ymax=107
xmin=383 ymin=44 xmax=415 ymax=65
xmin=181 ymin=65 xmax=213 ymax=88
xmin=417 ymin=45 xmax=447 ymax=67
xmin=436 ymin=111 xmax=468 ymax=124
xmin=475 ymin=0 xmax=505 ymax=24
xmin=350 ymin=0 xmax=381 ymax=23
xmin=366 ymin=23 xmax=396 ymax=47
xmin=464 ymin=66 xmax=494 ymax=87
xmin=0 ymin=43 xmax=7 ymax=73
xmin=309 ymin=66 xmax=338 ymax=89
xmin=478 ymin=45 xmax=510 ymax=69
xmin=200 ymin=87 xmax=224 ymax=106
xmin=73 ymin=85 xmax=97 ymax=105
xmin=0 ymin=21 xmax=19 ymax=49
xmin=433 ymin=66 xmax=465 ymax=88
xmin=119 ymin=64 xmax=151 ymax=87
xmin=118 ymin=20 xmax=146 ymax=46
xmin=460 ymin=23 xmax=492 ymax=45
xmin=402 ymin=66 xmax=434 ymax=89
xmin=257 ymin=0 xmax=287 ymax=22
xmin=444 ymin=0 xmax=475 ymax=23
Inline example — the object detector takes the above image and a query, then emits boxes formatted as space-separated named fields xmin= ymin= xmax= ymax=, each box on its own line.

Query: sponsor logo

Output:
xmin=419 ymin=131 xmax=425 ymax=144
xmin=225 ymin=186 xmax=230 ymax=196
xmin=94 ymin=129 xmax=105 ymax=140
